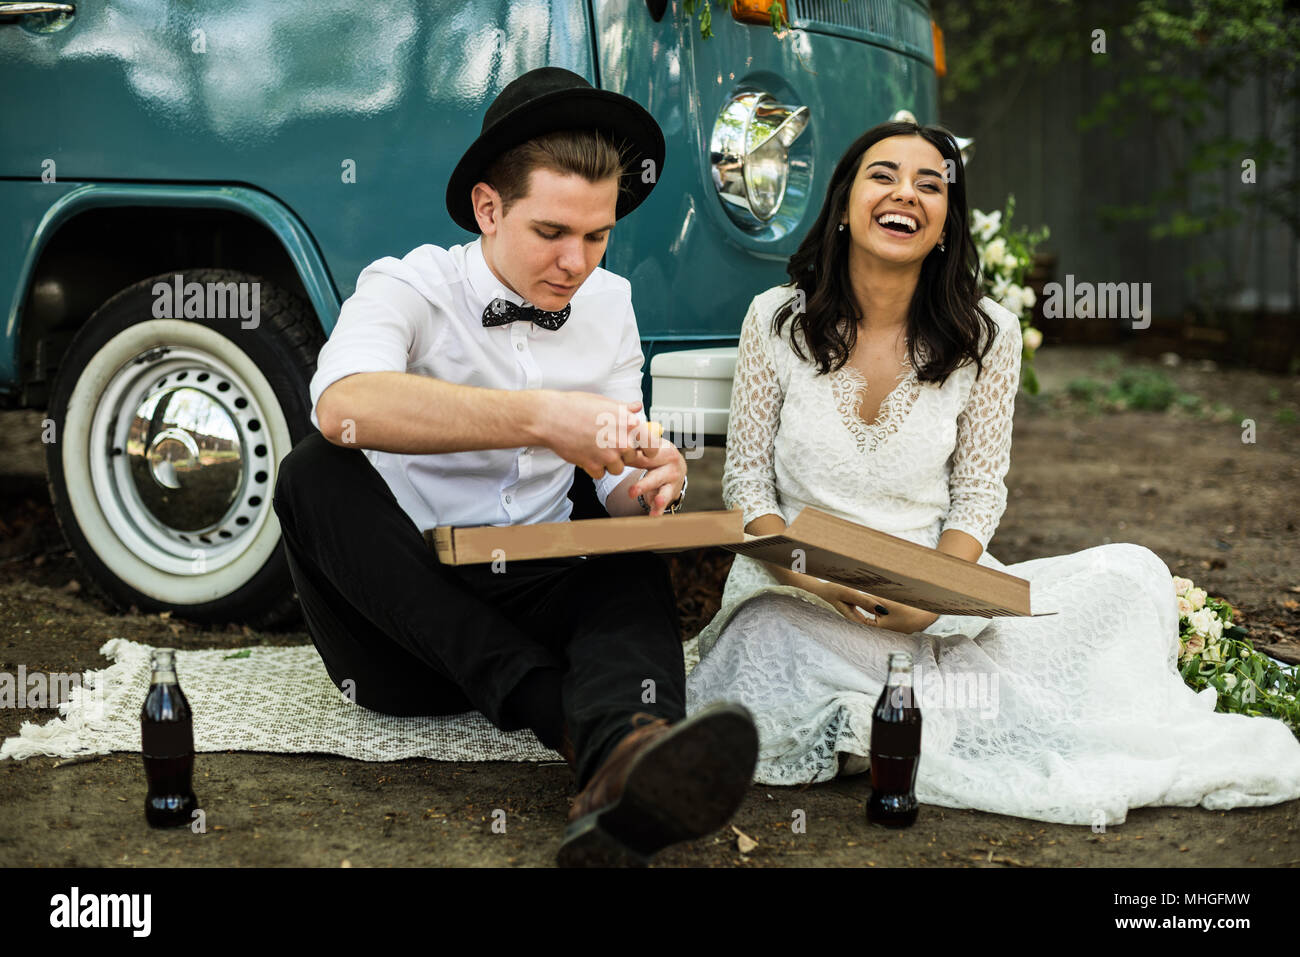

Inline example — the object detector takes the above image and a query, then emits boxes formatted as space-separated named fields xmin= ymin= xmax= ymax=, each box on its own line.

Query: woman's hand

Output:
xmin=854 ymin=593 xmax=941 ymax=635
xmin=767 ymin=566 xmax=883 ymax=627
xmin=767 ymin=565 xmax=939 ymax=634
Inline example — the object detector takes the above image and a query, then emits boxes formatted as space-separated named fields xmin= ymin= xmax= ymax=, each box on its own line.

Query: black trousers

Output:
xmin=271 ymin=432 xmax=686 ymax=788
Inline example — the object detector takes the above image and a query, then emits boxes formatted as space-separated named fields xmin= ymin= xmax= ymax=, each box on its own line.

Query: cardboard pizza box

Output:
xmin=426 ymin=508 xmax=747 ymax=565
xmin=426 ymin=507 xmax=1053 ymax=618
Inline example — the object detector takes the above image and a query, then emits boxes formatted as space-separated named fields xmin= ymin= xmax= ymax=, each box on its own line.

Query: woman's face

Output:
xmin=842 ymin=134 xmax=949 ymax=268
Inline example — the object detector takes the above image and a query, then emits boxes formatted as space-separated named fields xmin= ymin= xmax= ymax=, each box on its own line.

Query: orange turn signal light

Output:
xmin=731 ymin=0 xmax=786 ymax=27
xmin=931 ymin=20 xmax=947 ymax=77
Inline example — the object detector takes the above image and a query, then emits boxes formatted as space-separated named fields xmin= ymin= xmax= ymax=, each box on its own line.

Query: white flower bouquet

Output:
xmin=970 ymin=195 xmax=1049 ymax=394
xmin=1174 ymin=574 xmax=1300 ymax=735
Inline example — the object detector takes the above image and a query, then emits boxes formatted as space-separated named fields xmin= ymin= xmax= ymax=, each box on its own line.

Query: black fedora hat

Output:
xmin=445 ymin=66 xmax=666 ymax=234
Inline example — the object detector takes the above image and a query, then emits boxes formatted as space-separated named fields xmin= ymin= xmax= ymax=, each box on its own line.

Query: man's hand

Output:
xmin=619 ymin=422 xmax=686 ymax=517
xmin=533 ymin=390 xmax=647 ymax=481
xmin=532 ymin=391 xmax=686 ymax=515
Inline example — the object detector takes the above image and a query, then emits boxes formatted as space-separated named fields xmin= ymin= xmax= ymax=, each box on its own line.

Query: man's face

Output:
xmin=474 ymin=168 xmax=619 ymax=312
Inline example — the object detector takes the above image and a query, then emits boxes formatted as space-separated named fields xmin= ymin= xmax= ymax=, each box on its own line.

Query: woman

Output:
xmin=685 ymin=121 xmax=1300 ymax=826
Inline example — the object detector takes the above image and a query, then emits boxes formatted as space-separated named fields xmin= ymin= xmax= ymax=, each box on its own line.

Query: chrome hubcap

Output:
xmin=129 ymin=386 xmax=245 ymax=530
xmin=92 ymin=346 xmax=277 ymax=574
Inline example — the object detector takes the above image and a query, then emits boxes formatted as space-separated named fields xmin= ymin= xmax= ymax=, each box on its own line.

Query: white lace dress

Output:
xmin=686 ymin=285 xmax=1300 ymax=826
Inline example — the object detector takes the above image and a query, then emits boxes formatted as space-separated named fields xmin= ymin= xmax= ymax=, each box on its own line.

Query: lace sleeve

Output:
xmin=943 ymin=303 xmax=1022 ymax=551
xmin=722 ymin=295 xmax=786 ymax=528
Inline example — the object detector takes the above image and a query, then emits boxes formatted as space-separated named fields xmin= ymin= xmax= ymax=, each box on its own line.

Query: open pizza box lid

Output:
xmin=426 ymin=507 xmax=1055 ymax=619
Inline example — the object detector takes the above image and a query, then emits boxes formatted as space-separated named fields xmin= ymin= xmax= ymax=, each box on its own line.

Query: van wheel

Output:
xmin=44 ymin=268 xmax=325 ymax=628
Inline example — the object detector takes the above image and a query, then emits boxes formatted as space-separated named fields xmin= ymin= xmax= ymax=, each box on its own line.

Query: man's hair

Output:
xmin=484 ymin=129 xmax=629 ymax=218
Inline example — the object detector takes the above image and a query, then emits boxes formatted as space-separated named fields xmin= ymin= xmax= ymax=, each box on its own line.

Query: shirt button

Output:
xmin=515 ymin=342 xmax=525 ymax=351
xmin=504 ymin=495 xmax=512 ymax=504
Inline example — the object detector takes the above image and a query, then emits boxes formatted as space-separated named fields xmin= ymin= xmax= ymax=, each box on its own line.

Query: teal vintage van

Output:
xmin=0 ymin=0 xmax=956 ymax=625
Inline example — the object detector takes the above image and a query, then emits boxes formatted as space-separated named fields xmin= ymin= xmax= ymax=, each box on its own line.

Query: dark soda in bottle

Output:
xmin=141 ymin=649 xmax=199 ymax=827
xmin=867 ymin=651 xmax=921 ymax=827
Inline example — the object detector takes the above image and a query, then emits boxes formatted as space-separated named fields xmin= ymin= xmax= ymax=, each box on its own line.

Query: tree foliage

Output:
xmin=934 ymin=0 xmax=1299 ymax=310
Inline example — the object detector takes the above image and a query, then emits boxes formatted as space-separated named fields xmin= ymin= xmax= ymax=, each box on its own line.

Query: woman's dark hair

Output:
xmin=772 ymin=121 xmax=996 ymax=385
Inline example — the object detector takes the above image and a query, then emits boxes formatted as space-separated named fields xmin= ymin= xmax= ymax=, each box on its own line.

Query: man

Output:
xmin=272 ymin=67 xmax=758 ymax=867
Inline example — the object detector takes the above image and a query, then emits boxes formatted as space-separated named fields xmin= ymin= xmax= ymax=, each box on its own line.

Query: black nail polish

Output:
xmin=874 ymin=604 xmax=888 ymax=615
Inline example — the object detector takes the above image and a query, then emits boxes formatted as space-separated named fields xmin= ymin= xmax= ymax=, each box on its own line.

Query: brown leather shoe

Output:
xmin=566 ymin=713 xmax=670 ymax=823
xmin=555 ymin=702 xmax=758 ymax=867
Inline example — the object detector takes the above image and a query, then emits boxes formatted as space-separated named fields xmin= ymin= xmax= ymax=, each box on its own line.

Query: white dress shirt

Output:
xmin=308 ymin=238 xmax=647 ymax=532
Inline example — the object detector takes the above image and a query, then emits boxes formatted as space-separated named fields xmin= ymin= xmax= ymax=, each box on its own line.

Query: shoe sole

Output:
xmin=556 ymin=702 xmax=758 ymax=867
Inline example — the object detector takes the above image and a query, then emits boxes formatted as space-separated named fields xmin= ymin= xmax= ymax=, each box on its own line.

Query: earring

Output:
xmin=838 ymin=223 xmax=846 ymax=231
xmin=938 ymin=239 xmax=946 ymax=252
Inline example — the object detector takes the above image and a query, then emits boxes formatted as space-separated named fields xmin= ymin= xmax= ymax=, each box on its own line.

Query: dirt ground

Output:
xmin=1 ymin=344 xmax=1298 ymax=868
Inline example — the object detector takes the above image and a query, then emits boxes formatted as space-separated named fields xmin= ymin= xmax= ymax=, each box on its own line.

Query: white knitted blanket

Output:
xmin=0 ymin=638 xmax=703 ymax=763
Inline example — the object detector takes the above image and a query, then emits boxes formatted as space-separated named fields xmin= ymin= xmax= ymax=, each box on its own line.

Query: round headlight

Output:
xmin=710 ymin=90 xmax=809 ymax=230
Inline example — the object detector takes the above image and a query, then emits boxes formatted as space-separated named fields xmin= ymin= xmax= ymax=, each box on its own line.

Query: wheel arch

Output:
xmin=10 ymin=184 xmax=342 ymax=409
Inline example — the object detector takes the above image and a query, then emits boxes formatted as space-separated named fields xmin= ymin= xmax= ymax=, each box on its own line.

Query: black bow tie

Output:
xmin=481 ymin=298 xmax=571 ymax=331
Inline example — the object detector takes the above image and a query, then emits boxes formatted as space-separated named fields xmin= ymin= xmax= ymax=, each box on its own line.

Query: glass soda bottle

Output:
xmin=141 ymin=649 xmax=199 ymax=827
xmin=867 ymin=650 xmax=921 ymax=827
